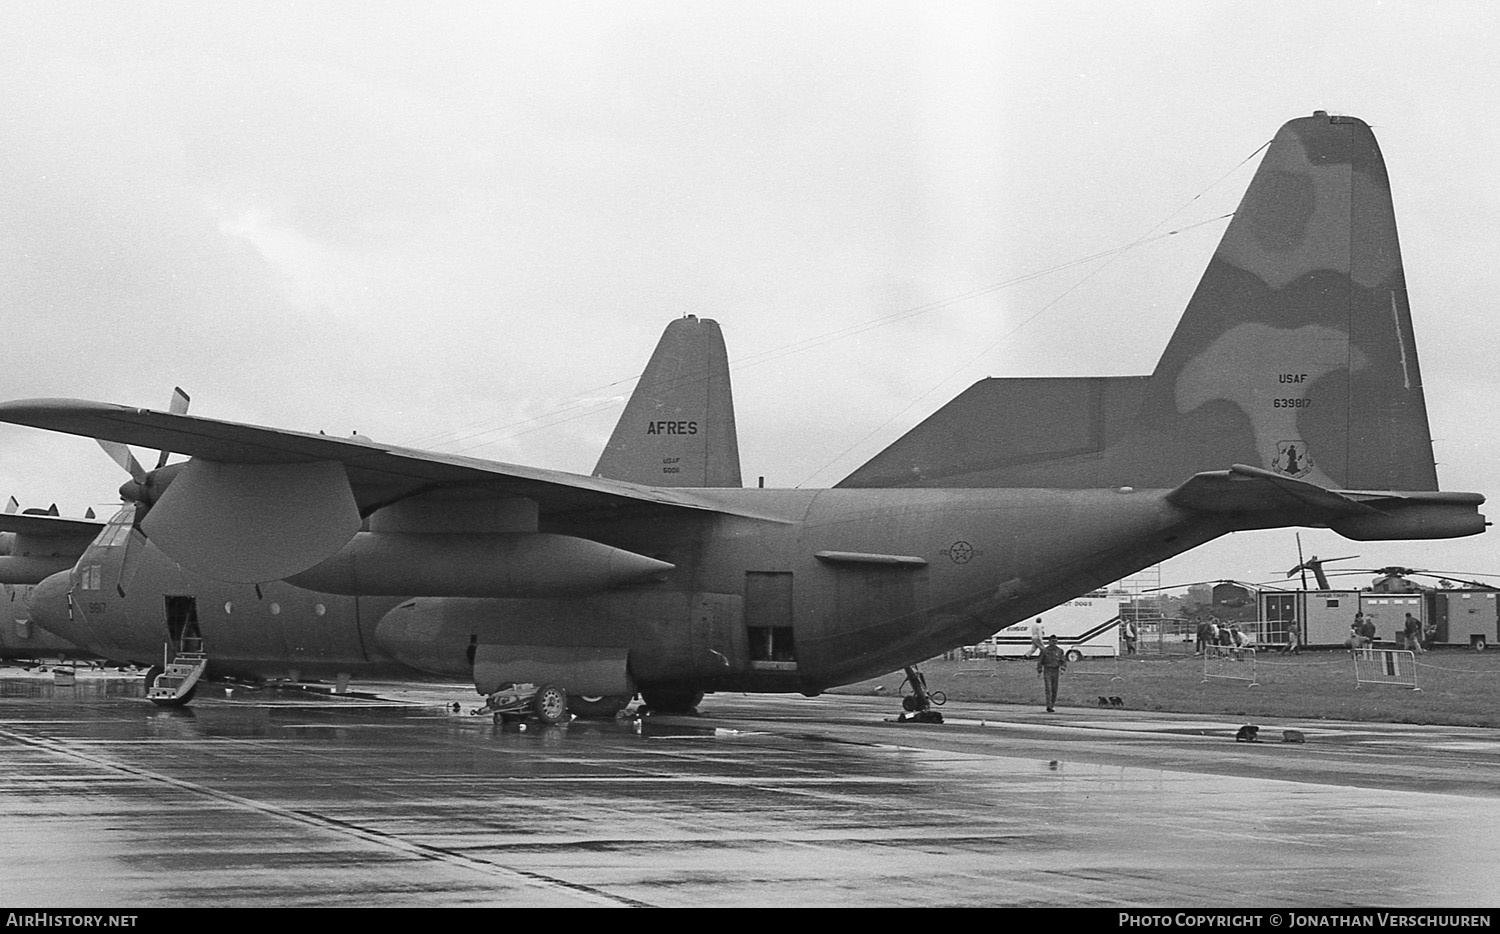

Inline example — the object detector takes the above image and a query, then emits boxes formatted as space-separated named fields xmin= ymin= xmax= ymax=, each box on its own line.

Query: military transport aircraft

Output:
xmin=13 ymin=314 xmax=745 ymax=711
xmin=0 ymin=112 xmax=1487 ymax=720
xmin=0 ymin=499 xmax=104 ymax=663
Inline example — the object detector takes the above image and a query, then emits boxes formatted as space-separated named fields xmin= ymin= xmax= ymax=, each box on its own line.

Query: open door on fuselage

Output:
xmin=745 ymin=571 xmax=797 ymax=668
xmin=163 ymin=595 xmax=201 ymax=660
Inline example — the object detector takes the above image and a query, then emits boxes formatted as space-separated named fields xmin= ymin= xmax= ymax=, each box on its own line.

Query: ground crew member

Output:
xmin=1028 ymin=617 xmax=1045 ymax=658
xmin=1037 ymin=635 xmax=1067 ymax=712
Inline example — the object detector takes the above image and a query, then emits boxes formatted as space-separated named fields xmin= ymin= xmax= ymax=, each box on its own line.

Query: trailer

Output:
xmin=1429 ymin=589 xmax=1499 ymax=650
xmin=1258 ymin=586 xmax=1498 ymax=649
xmin=974 ymin=593 xmax=1121 ymax=661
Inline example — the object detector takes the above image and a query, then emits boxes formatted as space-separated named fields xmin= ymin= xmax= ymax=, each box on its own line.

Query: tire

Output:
xmin=569 ymin=694 xmax=631 ymax=718
xmin=640 ymin=688 xmax=704 ymax=714
xmin=531 ymin=684 xmax=569 ymax=724
xmin=1473 ymin=636 xmax=1487 ymax=652
xmin=1065 ymin=650 xmax=1083 ymax=662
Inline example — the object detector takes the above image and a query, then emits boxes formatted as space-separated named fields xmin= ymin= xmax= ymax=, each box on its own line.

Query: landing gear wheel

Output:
xmin=142 ymin=665 xmax=163 ymax=693
xmin=532 ymin=684 xmax=569 ymax=724
xmin=639 ymin=688 xmax=704 ymax=714
xmin=569 ymin=694 xmax=631 ymax=718
xmin=894 ymin=665 xmax=944 ymax=723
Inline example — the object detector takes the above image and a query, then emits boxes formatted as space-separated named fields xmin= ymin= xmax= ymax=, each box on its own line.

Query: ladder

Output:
xmin=147 ymin=651 xmax=209 ymax=703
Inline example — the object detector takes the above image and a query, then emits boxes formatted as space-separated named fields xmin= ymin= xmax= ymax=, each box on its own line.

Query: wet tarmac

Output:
xmin=3 ymin=668 xmax=1500 ymax=907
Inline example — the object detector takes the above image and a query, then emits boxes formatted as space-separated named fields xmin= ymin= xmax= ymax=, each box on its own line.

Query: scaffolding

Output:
xmin=1121 ymin=565 xmax=1192 ymax=654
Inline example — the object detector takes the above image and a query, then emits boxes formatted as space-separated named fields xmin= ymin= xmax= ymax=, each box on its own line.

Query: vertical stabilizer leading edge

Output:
xmin=841 ymin=112 xmax=1442 ymax=494
xmin=593 ymin=315 xmax=742 ymax=488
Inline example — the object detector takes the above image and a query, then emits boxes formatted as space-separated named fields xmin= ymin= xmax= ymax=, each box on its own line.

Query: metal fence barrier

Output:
xmin=1202 ymin=644 xmax=1259 ymax=686
xmin=1353 ymin=647 xmax=1420 ymax=691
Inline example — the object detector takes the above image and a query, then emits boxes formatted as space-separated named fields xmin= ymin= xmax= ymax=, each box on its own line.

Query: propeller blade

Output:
xmin=96 ymin=438 xmax=147 ymax=483
xmin=154 ymin=387 xmax=191 ymax=469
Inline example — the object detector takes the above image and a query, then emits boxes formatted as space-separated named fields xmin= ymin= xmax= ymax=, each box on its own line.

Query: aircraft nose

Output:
xmin=26 ymin=570 xmax=84 ymax=644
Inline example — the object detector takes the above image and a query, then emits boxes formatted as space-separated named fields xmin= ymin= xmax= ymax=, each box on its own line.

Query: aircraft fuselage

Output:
xmin=32 ymin=487 xmax=1225 ymax=696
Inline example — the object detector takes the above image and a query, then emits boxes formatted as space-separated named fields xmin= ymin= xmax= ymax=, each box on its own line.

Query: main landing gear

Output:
xmin=895 ymin=666 xmax=944 ymax=724
xmin=479 ymin=683 xmax=572 ymax=724
xmin=478 ymin=684 xmax=638 ymax=723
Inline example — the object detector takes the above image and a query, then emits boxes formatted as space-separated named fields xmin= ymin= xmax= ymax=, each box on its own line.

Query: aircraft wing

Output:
xmin=0 ymin=398 xmax=762 ymax=582
xmin=0 ymin=512 xmax=105 ymax=537
xmin=1168 ymin=464 xmax=1485 ymax=540
xmin=0 ymin=398 xmax=736 ymax=517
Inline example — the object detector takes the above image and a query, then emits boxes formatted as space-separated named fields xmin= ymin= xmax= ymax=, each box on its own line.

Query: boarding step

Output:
xmin=148 ymin=652 xmax=209 ymax=702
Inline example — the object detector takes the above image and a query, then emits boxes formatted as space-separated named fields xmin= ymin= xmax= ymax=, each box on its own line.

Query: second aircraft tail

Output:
xmin=593 ymin=315 xmax=742 ymax=488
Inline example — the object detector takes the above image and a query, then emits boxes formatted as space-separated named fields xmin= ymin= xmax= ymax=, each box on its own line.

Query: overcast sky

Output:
xmin=2 ymin=0 xmax=1498 ymax=593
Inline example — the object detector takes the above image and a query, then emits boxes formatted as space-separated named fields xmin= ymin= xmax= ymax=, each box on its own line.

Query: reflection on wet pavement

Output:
xmin=3 ymin=670 xmax=1499 ymax=906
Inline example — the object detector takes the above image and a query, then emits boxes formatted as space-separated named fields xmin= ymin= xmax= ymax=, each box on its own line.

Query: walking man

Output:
xmin=1403 ymin=612 xmax=1426 ymax=653
xmin=1027 ymin=617 xmax=1045 ymax=658
xmin=1037 ymin=635 xmax=1067 ymax=712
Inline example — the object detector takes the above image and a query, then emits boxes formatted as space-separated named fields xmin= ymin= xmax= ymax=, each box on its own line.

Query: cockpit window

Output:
xmin=98 ymin=506 xmax=136 ymax=547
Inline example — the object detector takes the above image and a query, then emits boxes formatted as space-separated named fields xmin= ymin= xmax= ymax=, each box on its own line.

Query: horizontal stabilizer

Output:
xmin=1168 ymin=465 xmax=1485 ymax=539
xmin=1166 ymin=464 xmax=1371 ymax=517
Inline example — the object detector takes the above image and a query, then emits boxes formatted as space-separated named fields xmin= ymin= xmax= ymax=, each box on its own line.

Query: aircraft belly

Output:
xmin=373 ymin=591 xmax=748 ymax=687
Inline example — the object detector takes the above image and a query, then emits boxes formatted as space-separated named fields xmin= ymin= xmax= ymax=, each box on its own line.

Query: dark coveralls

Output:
xmin=1037 ymin=642 xmax=1067 ymax=711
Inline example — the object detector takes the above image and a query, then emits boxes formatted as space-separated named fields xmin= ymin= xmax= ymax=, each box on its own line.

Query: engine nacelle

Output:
xmin=287 ymin=531 xmax=673 ymax=597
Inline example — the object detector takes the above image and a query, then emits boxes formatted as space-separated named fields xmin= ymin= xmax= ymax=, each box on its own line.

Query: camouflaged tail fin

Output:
xmin=1121 ymin=111 xmax=1439 ymax=492
xmin=841 ymin=113 xmax=1442 ymax=492
xmin=593 ymin=316 xmax=742 ymax=488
